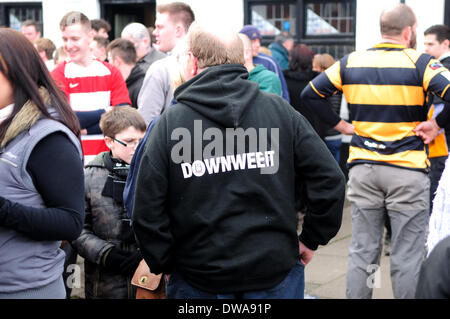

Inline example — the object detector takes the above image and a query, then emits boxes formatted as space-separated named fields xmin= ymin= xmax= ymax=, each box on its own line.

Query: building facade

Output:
xmin=1 ymin=0 xmax=448 ymax=56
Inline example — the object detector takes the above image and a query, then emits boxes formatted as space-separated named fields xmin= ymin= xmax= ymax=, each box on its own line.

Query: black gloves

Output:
xmin=103 ymin=247 xmax=142 ymax=276
xmin=103 ymin=247 xmax=128 ymax=272
xmin=119 ymin=251 xmax=142 ymax=276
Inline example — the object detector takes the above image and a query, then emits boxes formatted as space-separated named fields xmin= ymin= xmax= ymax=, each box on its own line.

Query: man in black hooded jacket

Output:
xmin=132 ymin=22 xmax=346 ymax=299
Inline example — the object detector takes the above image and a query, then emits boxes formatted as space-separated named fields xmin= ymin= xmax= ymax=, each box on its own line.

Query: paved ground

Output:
xmin=304 ymin=198 xmax=394 ymax=299
xmin=71 ymin=196 xmax=395 ymax=299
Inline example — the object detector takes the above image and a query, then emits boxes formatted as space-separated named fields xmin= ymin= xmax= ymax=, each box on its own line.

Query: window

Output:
xmin=305 ymin=1 xmax=354 ymax=36
xmin=4 ymin=3 xmax=43 ymax=33
xmin=100 ymin=0 xmax=156 ymax=39
xmin=308 ymin=43 xmax=355 ymax=60
xmin=303 ymin=0 xmax=355 ymax=58
xmin=250 ymin=2 xmax=297 ymax=36
xmin=245 ymin=0 xmax=355 ymax=59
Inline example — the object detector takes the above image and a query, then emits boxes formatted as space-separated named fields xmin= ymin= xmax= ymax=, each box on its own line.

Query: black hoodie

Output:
xmin=126 ymin=64 xmax=146 ymax=108
xmin=132 ymin=64 xmax=345 ymax=294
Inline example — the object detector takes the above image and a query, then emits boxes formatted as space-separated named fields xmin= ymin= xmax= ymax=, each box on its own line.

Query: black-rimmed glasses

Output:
xmin=110 ymin=137 xmax=141 ymax=148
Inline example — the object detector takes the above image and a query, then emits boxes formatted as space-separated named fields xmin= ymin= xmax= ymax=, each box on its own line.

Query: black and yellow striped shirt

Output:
xmin=307 ymin=43 xmax=450 ymax=171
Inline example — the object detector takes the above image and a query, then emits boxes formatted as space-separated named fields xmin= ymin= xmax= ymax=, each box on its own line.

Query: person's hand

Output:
xmin=80 ymin=129 xmax=88 ymax=135
xmin=120 ymin=251 xmax=142 ymax=276
xmin=103 ymin=247 xmax=128 ymax=272
xmin=413 ymin=119 xmax=441 ymax=144
xmin=299 ymin=241 xmax=315 ymax=266
xmin=333 ymin=119 xmax=354 ymax=135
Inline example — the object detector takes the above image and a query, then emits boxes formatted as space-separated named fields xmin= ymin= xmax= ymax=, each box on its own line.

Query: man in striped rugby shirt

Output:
xmin=302 ymin=3 xmax=450 ymax=299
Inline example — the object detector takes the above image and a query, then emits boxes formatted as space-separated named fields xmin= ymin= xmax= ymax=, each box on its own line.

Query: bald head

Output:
xmin=121 ymin=22 xmax=151 ymax=60
xmin=187 ymin=22 xmax=244 ymax=69
xmin=380 ymin=3 xmax=416 ymax=37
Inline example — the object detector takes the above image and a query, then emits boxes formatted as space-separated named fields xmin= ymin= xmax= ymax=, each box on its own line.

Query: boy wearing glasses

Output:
xmin=73 ymin=106 xmax=146 ymax=299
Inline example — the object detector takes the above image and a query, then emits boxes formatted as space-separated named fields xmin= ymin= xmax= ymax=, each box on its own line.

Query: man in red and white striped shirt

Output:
xmin=52 ymin=11 xmax=131 ymax=163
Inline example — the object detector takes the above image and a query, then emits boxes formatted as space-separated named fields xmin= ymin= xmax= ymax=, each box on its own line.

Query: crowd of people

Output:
xmin=0 ymin=1 xmax=450 ymax=300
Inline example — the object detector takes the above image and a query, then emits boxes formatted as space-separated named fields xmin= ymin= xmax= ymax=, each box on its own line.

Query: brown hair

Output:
xmin=21 ymin=19 xmax=40 ymax=32
xmin=187 ymin=22 xmax=244 ymax=69
xmin=91 ymin=18 xmax=111 ymax=32
xmin=0 ymin=28 xmax=80 ymax=141
xmin=380 ymin=4 xmax=416 ymax=36
xmin=424 ymin=24 xmax=450 ymax=44
xmin=289 ymin=43 xmax=314 ymax=73
xmin=54 ymin=46 xmax=68 ymax=64
xmin=59 ymin=11 xmax=91 ymax=31
xmin=100 ymin=106 xmax=146 ymax=138
xmin=313 ymin=53 xmax=335 ymax=72
xmin=34 ymin=38 xmax=56 ymax=60
xmin=157 ymin=2 xmax=195 ymax=31
xmin=107 ymin=38 xmax=137 ymax=65
xmin=92 ymin=35 xmax=109 ymax=49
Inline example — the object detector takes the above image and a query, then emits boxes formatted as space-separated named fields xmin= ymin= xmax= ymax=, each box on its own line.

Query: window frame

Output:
xmin=445 ymin=0 xmax=450 ymax=27
xmin=244 ymin=0 xmax=356 ymax=58
xmin=0 ymin=2 xmax=43 ymax=34
xmin=302 ymin=0 xmax=356 ymax=39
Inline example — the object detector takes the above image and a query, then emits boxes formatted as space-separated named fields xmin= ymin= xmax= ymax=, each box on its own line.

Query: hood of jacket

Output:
xmin=1 ymin=87 xmax=53 ymax=148
xmin=173 ymin=64 xmax=260 ymax=128
xmin=126 ymin=64 xmax=146 ymax=86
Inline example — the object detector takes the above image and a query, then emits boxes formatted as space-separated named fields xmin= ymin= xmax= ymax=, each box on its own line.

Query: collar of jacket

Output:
xmin=374 ymin=43 xmax=406 ymax=49
xmin=1 ymin=87 xmax=51 ymax=148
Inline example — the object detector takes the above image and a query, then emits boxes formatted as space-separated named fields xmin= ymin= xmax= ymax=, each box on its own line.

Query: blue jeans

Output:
xmin=166 ymin=261 xmax=305 ymax=299
xmin=325 ymin=138 xmax=342 ymax=163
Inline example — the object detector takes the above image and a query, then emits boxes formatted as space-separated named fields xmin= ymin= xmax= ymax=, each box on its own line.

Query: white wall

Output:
xmin=0 ymin=0 xmax=100 ymax=47
xmin=406 ymin=0 xmax=445 ymax=53
xmin=42 ymin=0 xmax=100 ymax=47
xmin=4 ymin=0 xmax=447 ymax=53
xmin=156 ymin=0 xmax=244 ymax=33
xmin=356 ymin=0 xmax=445 ymax=53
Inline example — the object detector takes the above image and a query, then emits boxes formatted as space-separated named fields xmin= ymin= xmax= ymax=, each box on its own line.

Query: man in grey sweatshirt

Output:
xmin=136 ymin=2 xmax=195 ymax=124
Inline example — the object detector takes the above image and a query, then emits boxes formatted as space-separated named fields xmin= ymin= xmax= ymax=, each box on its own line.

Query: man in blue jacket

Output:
xmin=239 ymin=25 xmax=290 ymax=103
xmin=269 ymin=32 xmax=294 ymax=70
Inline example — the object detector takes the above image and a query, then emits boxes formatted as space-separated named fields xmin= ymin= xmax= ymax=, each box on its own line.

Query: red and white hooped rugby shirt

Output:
xmin=52 ymin=58 xmax=131 ymax=162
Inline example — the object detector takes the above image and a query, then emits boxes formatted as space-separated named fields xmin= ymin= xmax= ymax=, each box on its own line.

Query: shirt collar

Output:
xmin=438 ymin=51 xmax=450 ymax=61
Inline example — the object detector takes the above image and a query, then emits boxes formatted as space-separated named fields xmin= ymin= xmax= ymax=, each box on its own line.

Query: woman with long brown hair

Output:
xmin=0 ymin=28 xmax=84 ymax=298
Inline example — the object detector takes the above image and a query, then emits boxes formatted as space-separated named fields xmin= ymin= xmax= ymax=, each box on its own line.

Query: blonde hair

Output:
xmin=167 ymin=40 xmax=188 ymax=90
xmin=34 ymin=38 xmax=56 ymax=60
xmin=59 ymin=11 xmax=91 ymax=32
xmin=187 ymin=22 xmax=244 ymax=69
xmin=54 ymin=46 xmax=68 ymax=65
xmin=258 ymin=46 xmax=272 ymax=56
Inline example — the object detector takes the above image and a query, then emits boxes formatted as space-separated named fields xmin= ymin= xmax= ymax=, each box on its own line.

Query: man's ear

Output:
xmin=402 ymin=25 xmax=412 ymax=43
xmin=142 ymin=37 xmax=150 ymax=48
xmin=191 ymin=53 xmax=198 ymax=76
xmin=175 ymin=23 xmax=185 ymax=38
xmin=104 ymin=136 xmax=114 ymax=149
xmin=443 ymin=39 xmax=450 ymax=50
